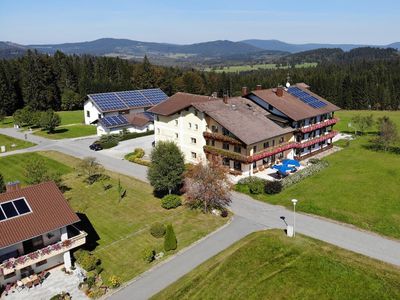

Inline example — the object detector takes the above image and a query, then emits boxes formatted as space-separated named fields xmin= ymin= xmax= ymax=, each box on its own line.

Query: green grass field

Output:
xmin=0 ymin=117 xmax=14 ymax=128
xmin=0 ymin=152 xmax=72 ymax=184
xmin=152 ymin=230 xmax=400 ymax=300
xmin=0 ymin=151 xmax=228 ymax=283
xmin=58 ymin=110 xmax=84 ymax=125
xmin=33 ymin=124 xmax=96 ymax=139
xmin=237 ymin=110 xmax=400 ymax=239
xmin=206 ymin=62 xmax=317 ymax=73
xmin=0 ymin=134 xmax=35 ymax=152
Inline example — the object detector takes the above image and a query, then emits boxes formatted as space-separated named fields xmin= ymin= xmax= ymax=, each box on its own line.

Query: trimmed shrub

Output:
xmin=86 ymin=276 xmax=96 ymax=289
xmin=281 ymin=160 xmax=329 ymax=189
xmin=73 ymin=249 xmax=100 ymax=272
xmin=221 ymin=209 xmax=228 ymax=218
xmin=161 ymin=194 xmax=182 ymax=209
xmin=308 ymin=158 xmax=321 ymax=164
xmin=264 ymin=181 xmax=283 ymax=194
xmin=164 ymin=224 xmax=177 ymax=251
xmin=108 ymin=275 xmax=121 ymax=288
xmin=98 ymin=134 xmax=119 ymax=149
xmin=142 ymin=248 xmax=156 ymax=263
xmin=119 ymin=130 xmax=154 ymax=141
xmin=247 ymin=177 xmax=266 ymax=194
xmin=150 ymin=222 xmax=166 ymax=238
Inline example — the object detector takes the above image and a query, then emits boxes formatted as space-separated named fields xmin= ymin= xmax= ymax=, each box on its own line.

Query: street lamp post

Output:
xmin=291 ymin=199 xmax=298 ymax=237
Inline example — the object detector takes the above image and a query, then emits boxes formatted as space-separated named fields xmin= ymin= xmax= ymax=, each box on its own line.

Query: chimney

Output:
xmin=276 ymin=86 xmax=284 ymax=97
xmin=223 ymin=94 xmax=228 ymax=104
xmin=6 ymin=181 xmax=21 ymax=193
xmin=241 ymin=86 xmax=248 ymax=96
xmin=256 ymin=84 xmax=262 ymax=90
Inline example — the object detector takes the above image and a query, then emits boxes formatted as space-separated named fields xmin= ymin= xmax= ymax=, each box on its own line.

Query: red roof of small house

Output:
xmin=0 ymin=181 xmax=80 ymax=249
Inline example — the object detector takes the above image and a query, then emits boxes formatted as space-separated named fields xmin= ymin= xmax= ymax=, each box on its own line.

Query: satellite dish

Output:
xmin=286 ymin=81 xmax=291 ymax=88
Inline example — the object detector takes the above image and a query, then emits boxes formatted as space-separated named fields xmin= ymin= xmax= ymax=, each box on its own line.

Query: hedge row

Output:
xmin=281 ymin=160 xmax=329 ymax=189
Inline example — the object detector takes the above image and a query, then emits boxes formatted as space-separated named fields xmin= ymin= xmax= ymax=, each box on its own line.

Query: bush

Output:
xmin=221 ymin=209 xmax=228 ymax=218
xmin=164 ymin=224 xmax=177 ymax=251
xmin=119 ymin=130 xmax=154 ymax=141
xmin=150 ymin=222 xmax=166 ymax=238
xmin=86 ymin=276 xmax=96 ymax=289
xmin=161 ymin=194 xmax=182 ymax=209
xmin=108 ymin=275 xmax=121 ymax=288
xmin=308 ymin=158 xmax=321 ymax=164
xmin=247 ymin=177 xmax=266 ymax=194
xmin=73 ymin=249 xmax=100 ymax=272
xmin=98 ymin=134 xmax=119 ymax=149
xmin=142 ymin=248 xmax=156 ymax=263
xmin=264 ymin=181 xmax=283 ymax=194
xmin=281 ymin=160 xmax=329 ymax=189
xmin=132 ymin=148 xmax=145 ymax=158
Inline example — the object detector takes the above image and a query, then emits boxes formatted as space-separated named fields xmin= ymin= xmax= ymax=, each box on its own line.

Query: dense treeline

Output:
xmin=0 ymin=50 xmax=400 ymax=116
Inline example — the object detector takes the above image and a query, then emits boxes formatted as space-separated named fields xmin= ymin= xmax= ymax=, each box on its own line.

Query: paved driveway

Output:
xmin=100 ymin=135 xmax=154 ymax=159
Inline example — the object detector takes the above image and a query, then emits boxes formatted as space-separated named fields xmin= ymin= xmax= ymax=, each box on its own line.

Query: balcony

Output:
xmin=298 ymin=118 xmax=339 ymax=134
xmin=0 ymin=230 xmax=87 ymax=276
xmin=204 ymin=145 xmax=250 ymax=163
xmin=203 ymin=132 xmax=242 ymax=145
xmin=297 ymin=131 xmax=338 ymax=148
xmin=249 ymin=141 xmax=297 ymax=163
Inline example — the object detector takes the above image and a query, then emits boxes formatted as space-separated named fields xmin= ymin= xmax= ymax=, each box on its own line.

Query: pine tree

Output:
xmin=164 ymin=224 xmax=177 ymax=251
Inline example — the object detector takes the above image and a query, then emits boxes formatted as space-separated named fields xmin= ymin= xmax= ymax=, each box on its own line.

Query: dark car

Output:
xmin=89 ymin=142 xmax=103 ymax=151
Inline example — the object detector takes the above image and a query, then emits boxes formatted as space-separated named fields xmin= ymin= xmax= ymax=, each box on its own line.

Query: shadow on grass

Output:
xmin=44 ymin=128 xmax=69 ymax=134
xmin=362 ymin=143 xmax=400 ymax=155
xmin=75 ymin=212 xmax=100 ymax=251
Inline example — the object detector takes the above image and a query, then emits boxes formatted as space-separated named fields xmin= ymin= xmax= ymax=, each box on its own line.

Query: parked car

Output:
xmin=89 ymin=142 xmax=103 ymax=151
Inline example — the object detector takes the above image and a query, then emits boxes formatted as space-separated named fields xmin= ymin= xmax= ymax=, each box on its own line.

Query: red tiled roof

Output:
xmin=148 ymin=92 xmax=217 ymax=116
xmin=0 ymin=182 xmax=80 ymax=249
xmin=126 ymin=112 xmax=152 ymax=127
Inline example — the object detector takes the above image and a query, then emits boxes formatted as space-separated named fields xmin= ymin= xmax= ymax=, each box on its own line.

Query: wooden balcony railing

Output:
xmin=0 ymin=230 xmax=87 ymax=276
xmin=297 ymin=131 xmax=338 ymax=148
xmin=298 ymin=118 xmax=339 ymax=134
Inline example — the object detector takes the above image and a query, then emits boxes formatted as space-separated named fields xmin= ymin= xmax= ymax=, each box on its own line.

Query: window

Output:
xmin=194 ymin=110 xmax=198 ymax=116
xmin=4 ymin=271 xmax=16 ymax=280
xmin=211 ymin=125 xmax=218 ymax=133
xmin=278 ymin=152 xmax=284 ymax=159
xmin=253 ymin=145 xmax=257 ymax=153
xmin=263 ymin=157 xmax=270 ymax=164
xmin=175 ymin=133 xmax=179 ymax=139
xmin=175 ymin=120 xmax=178 ymax=126
xmin=263 ymin=142 xmax=269 ymax=149
xmin=36 ymin=259 xmax=47 ymax=267
xmin=253 ymin=162 xmax=256 ymax=168
xmin=223 ymin=158 xmax=230 ymax=166
xmin=191 ymin=152 xmax=197 ymax=159
xmin=189 ymin=122 xmax=192 ymax=129
xmin=234 ymin=145 xmax=241 ymax=153
xmin=223 ymin=143 xmax=229 ymax=150
xmin=279 ymin=137 xmax=284 ymax=144
xmin=195 ymin=124 xmax=199 ymax=131
xmin=211 ymin=140 xmax=215 ymax=146
xmin=86 ymin=111 xmax=90 ymax=118
xmin=272 ymin=140 xmax=275 ymax=146
xmin=191 ymin=138 xmax=197 ymax=144
xmin=222 ymin=127 xmax=230 ymax=136
xmin=233 ymin=161 xmax=241 ymax=171
xmin=98 ymin=114 xmax=102 ymax=119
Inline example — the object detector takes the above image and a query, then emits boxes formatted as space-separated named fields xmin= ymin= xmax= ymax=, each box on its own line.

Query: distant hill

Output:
xmin=0 ymin=42 xmax=28 ymax=58
xmin=241 ymin=39 xmax=399 ymax=53
xmin=28 ymin=38 xmax=264 ymax=58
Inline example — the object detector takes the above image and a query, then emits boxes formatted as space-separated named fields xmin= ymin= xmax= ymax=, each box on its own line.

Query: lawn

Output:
xmin=0 ymin=134 xmax=35 ymax=152
xmin=0 ymin=116 xmax=14 ymax=128
xmin=0 ymin=152 xmax=72 ymax=184
xmin=335 ymin=110 xmax=400 ymax=133
xmin=152 ymin=230 xmax=400 ymax=300
xmin=21 ymin=151 xmax=228 ymax=283
xmin=33 ymin=124 xmax=96 ymax=139
xmin=57 ymin=110 xmax=84 ymax=126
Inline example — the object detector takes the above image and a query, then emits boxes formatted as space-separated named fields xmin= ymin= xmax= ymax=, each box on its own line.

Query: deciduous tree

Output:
xmin=40 ymin=110 xmax=61 ymax=133
xmin=374 ymin=116 xmax=398 ymax=151
xmin=184 ymin=159 xmax=232 ymax=212
xmin=350 ymin=114 xmax=374 ymax=135
xmin=147 ymin=141 xmax=185 ymax=194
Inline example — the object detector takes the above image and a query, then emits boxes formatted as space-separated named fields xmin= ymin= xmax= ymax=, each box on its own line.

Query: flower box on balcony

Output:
xmin=203 ymin=132 xmax=242 ymax=145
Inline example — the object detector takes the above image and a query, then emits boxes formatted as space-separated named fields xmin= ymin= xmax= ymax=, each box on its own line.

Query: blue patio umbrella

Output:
xmin=282 ymin=159 xmax=300 ymax=167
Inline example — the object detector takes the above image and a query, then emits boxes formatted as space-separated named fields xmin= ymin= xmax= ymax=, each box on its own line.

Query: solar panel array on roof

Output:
xmin=0 ymin=198 xmax=31 ymax=221
xmin=287 ymin=87 xmax=327 ymax=109
xmin=89 ymin=88 xmax=168 ymax=112
xmin=99 ymin=115 xmax=129 ymax=129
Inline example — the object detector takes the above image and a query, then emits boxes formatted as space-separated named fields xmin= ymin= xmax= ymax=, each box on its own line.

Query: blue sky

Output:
xmin=1 ymin=0 xmax=399 ymax=45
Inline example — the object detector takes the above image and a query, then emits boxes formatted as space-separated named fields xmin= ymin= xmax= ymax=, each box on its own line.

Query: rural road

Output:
xmin=1 ymin=128 xmax=399 ymax=300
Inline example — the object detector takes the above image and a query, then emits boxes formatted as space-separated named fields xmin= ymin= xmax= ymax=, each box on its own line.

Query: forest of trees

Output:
xmin=0 ymin=49 xmax=400 ymax=116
